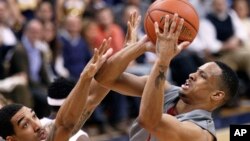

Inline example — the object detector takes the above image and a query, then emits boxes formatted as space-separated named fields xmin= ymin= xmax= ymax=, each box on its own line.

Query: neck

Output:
xmin=68 ymin=32 xmax=79 ymax=38
xmin=176 ymin=99 xmax=212 ymax=114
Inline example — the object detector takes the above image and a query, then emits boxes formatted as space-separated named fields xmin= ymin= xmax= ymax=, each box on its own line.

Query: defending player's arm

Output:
xmin=95 ymin=12 xmax=152 ymax=97
xmin=71 ymin=79 xmax=110 ymax=134
xmin=49 ymin=39 xmax=112 ymax=141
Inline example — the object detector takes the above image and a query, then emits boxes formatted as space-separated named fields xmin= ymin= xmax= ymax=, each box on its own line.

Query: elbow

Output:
xmin=86 ymin=98 xmax=98 ymax=112
xmin=137 ymin=114 xmax=156 ymax=131
xmin=94 ymin=71 xmax=114 ymax=88
xmin=138 ymin=111 xmax=162 ymax=131
xmin=56 ymin=117 xmax=75 ymax=131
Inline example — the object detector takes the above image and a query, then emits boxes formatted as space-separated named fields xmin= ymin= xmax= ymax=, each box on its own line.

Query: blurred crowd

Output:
xmin=1 ymin=0 xmax=250 ymax=138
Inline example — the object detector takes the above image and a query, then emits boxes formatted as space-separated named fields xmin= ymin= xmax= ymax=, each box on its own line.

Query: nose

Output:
xmin=32 ymin=119 xmax=42 ymax=132
xmin=189 ymin=72 xmax=196 ymax=81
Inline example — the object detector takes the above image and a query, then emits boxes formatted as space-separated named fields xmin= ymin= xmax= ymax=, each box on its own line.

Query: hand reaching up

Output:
xmin=124 ymin=11 xmax=141 ymax=47
xmin=154 ymin=13 xmax=190 ymax=65
xmin=81 ymin=38 xmax=113 ymax=78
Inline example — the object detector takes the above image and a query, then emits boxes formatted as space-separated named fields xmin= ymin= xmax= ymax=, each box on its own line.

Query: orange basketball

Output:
xmin=144 ymin=0 xmax=199 ymax=44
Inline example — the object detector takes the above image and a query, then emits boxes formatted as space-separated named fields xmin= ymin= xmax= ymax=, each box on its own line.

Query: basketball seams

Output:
xmin=177 ymin=0 xmax=199 ymax=19
xmin=148 ymin=9 xmax=198 ymax=33
xmin=148 ymin=0 xmax=200 ymax=21
xmin=144 ymin=12 xmax=157 ymax=43
xmin=144 ymin=0 xmax=199 ymax=43
xmin=147 ymin=11 xmax=164 ymax=32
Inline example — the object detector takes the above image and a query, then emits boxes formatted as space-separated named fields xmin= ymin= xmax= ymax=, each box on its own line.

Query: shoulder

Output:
xmin=69 ymin=130 xmax=89 ymax=141
xmin=181 ymin=121 xmax=215 ymax=141
xmin=44 ymin=121 xmax=56 ymax=141
xmin=164 ymin=85 xmax=180 ymax=95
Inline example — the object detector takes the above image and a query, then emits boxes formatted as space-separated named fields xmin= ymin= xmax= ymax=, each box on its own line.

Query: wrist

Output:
xmin=156 ymin=58 xmax=170 ymax=67
xmin=155 ymin=59 xmax=169 ymax=73
xmin=80 ymin=72 xmax=93 ymax=80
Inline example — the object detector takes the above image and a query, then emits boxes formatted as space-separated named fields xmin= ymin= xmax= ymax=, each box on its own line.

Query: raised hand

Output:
xmin=82 ymin=38 xmax=113 ymax=77
xmin=154 ymin=13 xmax=190 ymax=65
xmin=124 ymin=11 xmax=141 ymax=47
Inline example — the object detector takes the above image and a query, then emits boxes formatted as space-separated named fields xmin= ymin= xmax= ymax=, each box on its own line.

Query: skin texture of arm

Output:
xmin=138 ymin=14 xmax=213 ymax=141
xmin=48 ymin=39 xmax=113 ymax=141
xmin=71 ymin=79 xmax=110 ymax=135
xmin=95 ymin=12 xmax=152 ymax=97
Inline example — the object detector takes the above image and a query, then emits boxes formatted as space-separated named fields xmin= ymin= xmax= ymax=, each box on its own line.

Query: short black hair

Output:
xmin=0 ymin=104 xmax=24 ymax=139
xmin=214 ymin=61 xmax=239 ymax=103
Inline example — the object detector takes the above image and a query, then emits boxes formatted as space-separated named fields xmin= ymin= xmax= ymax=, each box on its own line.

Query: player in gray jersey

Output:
xmin=95 ymin=13 xmax=239 ymax=141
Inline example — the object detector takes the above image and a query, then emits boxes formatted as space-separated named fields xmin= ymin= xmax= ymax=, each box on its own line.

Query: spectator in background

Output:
xmin=190 ymin=0 xmax=250 ymax=100
xmin=112 ymin=0 xmax=149 ymax=26
xmin=11 ymin=19 xmax=51 ymax=117
xmin=189 ymin=0 xmax=212 ymax=18
xmin=36 ymin=1 xmax=54 ymax=25
xmin=7 ymin=0 xmax=41 ymax=39
xmin=57 ymin=15 xmax=92 ymax=80
xmin=93 ymin=6 xmax=124 ymax=54
xmin=42 ymin=21 xmax=59 ymax=77
xmin=56 ymin=0 xmax=90 ymax=25
xmin=93 ymin=6 xmax=130 ymax=132
xmin=35 ymin=2 xmax=56 ymax=79
xmin=0 ymin=0 xmax=33 ymax=108
xmin=82 ymin=18 xmax=99 ymax=49
xmin=9 ymin=0 xmax=40 ymax=21
xmin=232 ymin=0 xmax=250 ymax=48
xmin=232 ymin=0 xmax=250 ymax=98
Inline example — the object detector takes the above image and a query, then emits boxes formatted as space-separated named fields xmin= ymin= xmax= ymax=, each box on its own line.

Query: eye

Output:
xmin=32 ymin=113 xmax=38 ymax=119
xmin=199 ymin=71 xmax=207 ymax=79
xmin=22 ymin=122 xmax=29 ymax=129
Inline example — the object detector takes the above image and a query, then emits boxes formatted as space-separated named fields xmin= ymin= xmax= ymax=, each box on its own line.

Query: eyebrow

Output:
xmin=17 ymin=117 xmax=25 ymax=126
xmin=198 ymin=69 xmax=208 ymax=76
xmin=17 ymin=109 xmax=34 ymax=126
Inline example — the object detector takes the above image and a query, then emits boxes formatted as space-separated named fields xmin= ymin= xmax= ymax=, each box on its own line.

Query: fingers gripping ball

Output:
xmin=144 ymin=0 xmax=199 ymax=44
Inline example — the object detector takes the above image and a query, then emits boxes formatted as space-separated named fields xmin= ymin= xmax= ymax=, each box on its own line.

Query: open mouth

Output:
xmin=181 ymin=80 xmax=191 ymax=90
xmin=38 ymin=130 xmax=47 ymax=140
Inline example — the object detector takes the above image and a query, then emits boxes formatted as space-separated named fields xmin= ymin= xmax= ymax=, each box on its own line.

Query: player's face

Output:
xmin=179 ymin=62 xmax=222 ymax=104
xmin=8 ymin=107 xmax=48 ymax=141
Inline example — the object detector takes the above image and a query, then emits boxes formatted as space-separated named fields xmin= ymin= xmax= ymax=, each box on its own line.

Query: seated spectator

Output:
xmin=232 ymin=0 xmax=250 ymax=48
xmin=12 ymin=19 xmax=51 ymax=117
xmin=57 ymin=15 xmax=92 ymax=80
xmin=189 ymin=0 xmax=250 ymax=101
xmin=0 ymin=0 xmax=33 ymax=108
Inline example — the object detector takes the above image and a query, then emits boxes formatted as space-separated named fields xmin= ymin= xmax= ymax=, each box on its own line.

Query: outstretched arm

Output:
xmin=95 ymin=12 xmax=152 ymax=97
xmin=71 ymin=79 xmax=110 ymax=135
xmin=51 ymin=39 xmax=113 ymax=141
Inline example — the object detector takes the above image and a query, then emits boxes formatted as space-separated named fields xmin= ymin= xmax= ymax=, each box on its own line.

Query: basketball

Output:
xmin=144 ymin=0 xmax=199 ymax=44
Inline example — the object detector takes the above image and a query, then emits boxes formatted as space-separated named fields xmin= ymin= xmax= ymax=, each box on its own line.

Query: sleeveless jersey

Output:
xmin=129 ymin=86 xmax=216 ymax=141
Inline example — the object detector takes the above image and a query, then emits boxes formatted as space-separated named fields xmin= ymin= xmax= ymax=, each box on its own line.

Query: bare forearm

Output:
xmin=56 ymin=74 xmax=92 ymax=129
xmin=138 ymin=59 xmax=169 ymax=129
xmin=95 ymin=43 xmax=146 ymax=86
xmin=71 ymin=108 xmax=93 ymax=135
xmin=72 ymin=80 xmax=110 ymax=134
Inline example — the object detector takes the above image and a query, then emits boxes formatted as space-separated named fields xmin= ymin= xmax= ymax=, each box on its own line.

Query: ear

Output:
xmin=6 ymin=136 xmax=15 ymax=141
xmin=211 ymin=91 xmax=225 ymax=101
